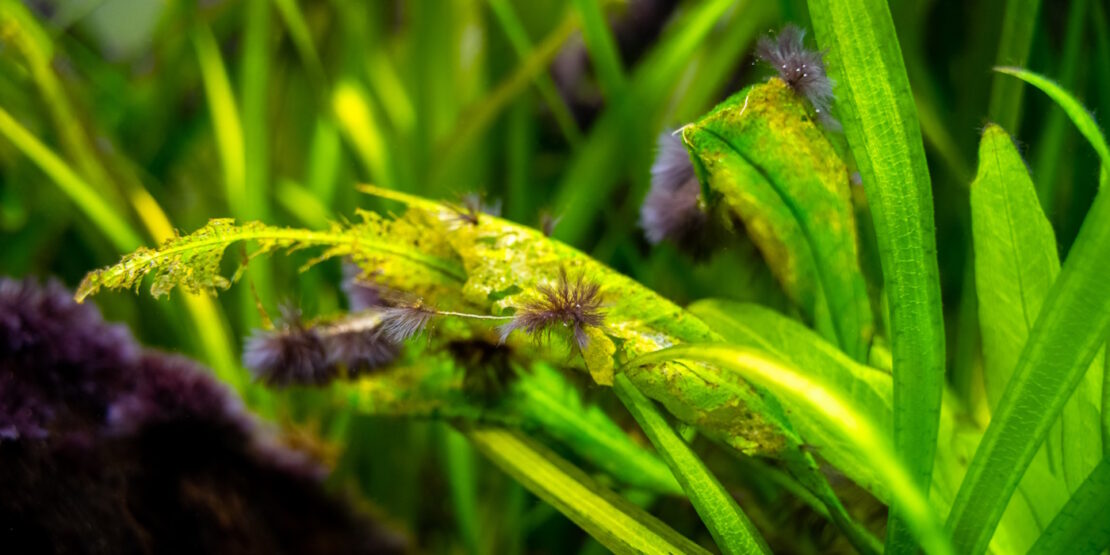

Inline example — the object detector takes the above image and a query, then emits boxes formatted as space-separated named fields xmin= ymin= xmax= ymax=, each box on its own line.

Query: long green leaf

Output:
xmin=621 ymin=345 xmax=951 ymax=555
xmin=443 ymin=427 xmax=482 ymax=555
xmin=613 ymin=374 xmax=770 ymax=555
xmin=0 ymin=106 xmax=141 ymax=251
xmin=689 ymin=300 xmax=892 ymax=497
xmin=570 ymin=0 xmax=625 ymax=99
xmin=947 ymin=74 xmax=1110 ymax=554
xmin=511 ymin=363 xmax=681 ymax=495
xmin=995 ymin=67 xmax=1110 ymax=181
xmin=463 ymin=427 xmax=711 ymax=555
xmin=1027 ymin=459 xmax=1110 ymax=555
xmin=972 ymin=124 xmax=1060 ymax=411
xmin=486 ymin=0 xmax=581 ymax=145
xmin=192 ymin=26 xmax=246 ymax=214
xmin=1030 ymin=0 xmax=1088 ymax=214
xmin=806 ymin=1 xmax=946 ymax=551
xmin=969 ymin=124 xmax=1107 ymax=552
xmin=987 ymin=0 xmax=1043 ymax=132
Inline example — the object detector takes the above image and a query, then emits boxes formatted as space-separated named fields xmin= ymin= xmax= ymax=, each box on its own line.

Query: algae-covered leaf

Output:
xmin=355 ymin=187 xmax=881 ymax=554
xmin=682 ymin=79 xmax=872 ymax=361
xmin=361 ymin=185 xmax=795 ymax=457
xmin=581 ymin=326 xmax=616 ymax=386
xmin=76 ymin=213 xmax=466 ymax=304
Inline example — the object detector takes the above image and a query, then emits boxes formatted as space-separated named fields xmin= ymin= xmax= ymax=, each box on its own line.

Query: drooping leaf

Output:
xmin=994 ymin=67 xmax=1110 ymax=181
xmin=682 ymin=80 xmax=872 ymax=360
xmin=361 ymin=185 xmax=796 ymax=458
xmin=353 ymin=186 xmax=877 ymax=552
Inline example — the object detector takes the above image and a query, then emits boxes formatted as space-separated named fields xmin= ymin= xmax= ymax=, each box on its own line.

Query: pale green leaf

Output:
xmin=947 ymin=69 xmax=1110 ymax=555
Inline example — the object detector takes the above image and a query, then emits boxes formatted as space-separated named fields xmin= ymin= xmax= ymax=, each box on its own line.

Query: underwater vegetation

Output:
xmin=2 ymin=0 xmax=1110 ymax=553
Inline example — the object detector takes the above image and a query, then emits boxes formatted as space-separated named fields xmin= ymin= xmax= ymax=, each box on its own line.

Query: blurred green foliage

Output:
xmin=3 ymin=0 xmax=1109 ymax=552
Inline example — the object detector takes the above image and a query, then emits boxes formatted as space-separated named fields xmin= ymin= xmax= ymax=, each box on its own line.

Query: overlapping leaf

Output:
xmin=683 ymin=80 xmax=872 ymax=361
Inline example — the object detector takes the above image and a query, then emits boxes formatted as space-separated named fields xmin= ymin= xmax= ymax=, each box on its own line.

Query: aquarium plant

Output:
xmin=2 ymin=0 xmax=1109 ymax=553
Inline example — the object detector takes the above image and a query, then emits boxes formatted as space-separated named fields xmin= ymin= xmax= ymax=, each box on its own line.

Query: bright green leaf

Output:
xmin=464 ymin=427 xmax=711 ymax=555
xmin=622 ymin=344 xmax=952 ymax=555
xmin=613 ymin=374 xmax=770 ymax=555
xmin=948 ymin=68 xmax=1110 ymax=555
xmin=807 ymin=1 xmax=946 ymax=550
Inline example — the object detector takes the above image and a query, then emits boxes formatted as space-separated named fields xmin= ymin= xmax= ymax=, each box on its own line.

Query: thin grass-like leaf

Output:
xmin=987 ymin=0 xmax=1043 ymax=132
xmin=613 ymin=373 xmax=770 ymax=555
xmin=442 ymin=428 xmax=482 ymax=555
xmin=570 ymin=0 xmax=625 ymax=99
xmin=995 ymin=67 xmax=1110 ymax=181
xmin=0 ymin=106 xmax=141 ymax=251
xmin=511 ymin=363 xmax=681 ymax=495
xmin=1030 ymin=0 xmax=1089 ymax=214
xmin=463 ymin=427 xmax=711 ymax=555
xmin=192 ymin=25 xmax=246 ymax=214
xmin=806 ymin=1 xmax=946 ymax=550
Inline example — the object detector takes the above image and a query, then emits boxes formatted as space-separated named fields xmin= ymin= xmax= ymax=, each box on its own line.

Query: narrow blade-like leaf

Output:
xmin=1027 ymin=459 xmax=1110 ymax=555
xmin=947 ymin=74 xmax=1110 ymax=554
xmin=613 ymin=374 xmax=770 ymax=555
xmin=464 ymin=427 xmax=711 ymax=555
xmin=806 ymin=1 xmax=946 ymax=550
